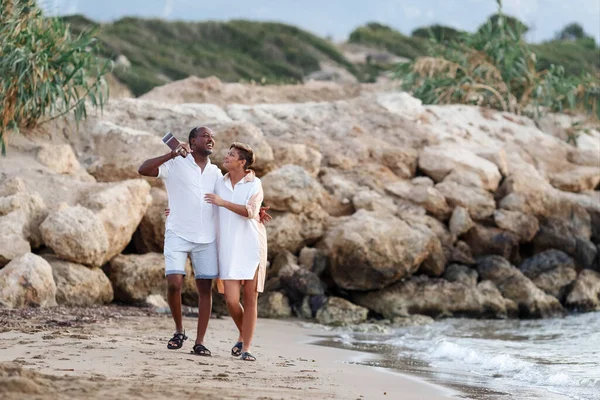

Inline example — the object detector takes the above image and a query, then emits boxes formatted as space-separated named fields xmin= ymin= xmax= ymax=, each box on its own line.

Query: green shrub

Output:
xmin=396 ymin=0 xmax=599 ymax=120
xmin=349 ymin=22 xmax=428 ymax=59
xmin=0 ymin=2 xmax=110 ymax=154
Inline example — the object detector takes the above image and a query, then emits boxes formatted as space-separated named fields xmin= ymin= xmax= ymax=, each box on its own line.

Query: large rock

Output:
xmin=261 ymin=165 xmax=326 ymax=213
xmin=418 ymin=146 xmax=502 ymax=191
xmin=436 ymin=181 xmax=496 ymax=220
xmin=323 ymin=210 xmax=435 ymax=291
xmin=372 ymin=146 xmax=418 ymax=179
xmin=0 ymin=191 xmax=47 ymax=248
xmin=449 ymin=206 xmax=474 ymax=236
xmin=43 ymin=255 xmax=113 ymax=306
xmin=280 ymin=267 xmax=324 ymax=304
xmin=549 ymin=166 xmax=600 ymax=193
xmin=533 ymin=217 xmax=597 ymax=268
xmin=385 ymin=180 xmax=451 ymax=219
xmin=36 ymin=144 xmax=81 ymax=175
xmin=352 ymin=276 xmax=513 ymax=319
xmin=316 ymin=297 xmax=369 ymax=326
xmin=493 ymin=210 xmax=539 ymax=242
xmin=476 ymin=256 xmax=564 ymax=318
xmin=268 ymin=139 xmax=322 ymax=177
xmin=443 ymin=264 xmax=478 ymax=286
xmin=133 ymin=187 xmax=168 ymax=253
xmin=518 ymin=250 xmax=577 ymax=301
xmin=266 ymin=207 xmax=328 ymax=257
xmin=352 ymin=190 xmax=398 ymax=215
xmin=40 ymin=205 xmax=109 ymax=267
xmin=108 ymin=253 xmax=167 ymax=303
xmin=298 ymin=247 xmax=328 ymax=276
xmin=210 ymin=122 xmax=274 ymax=174
xmin=0 ymin=212 xmax=31 ymax=267
xmin=465 ymin=224 xmax=520 ymax=262
xmin=79 ymin=179 xmax=152 ymax=263
xmin=565 ymin=270 xmax=600 ymax=312
xmin=86 ymin=121 xmax=166 ymax=184
xmin=257 ymin=292 xmax=293 ymax=319
xmin=0 ymin=253 xmax=57 ymax=308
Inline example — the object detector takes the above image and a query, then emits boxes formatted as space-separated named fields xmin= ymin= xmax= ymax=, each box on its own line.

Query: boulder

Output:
xmin=436 ymin=181 xmax=496 ymax=220
xmin=352 ymin=190 xmax=397 ymax=215
xmin=210 ymin=122 xmax=274 ymax=174
xmin=280 ymin=267 xmax=324 ymax=304
xmin=298 ymin=247 xmax=328 ymax=276
xmin=352 ymin=276 xmax=512 ymax=319
xmin=494 ymin=210 xmax=539 ymax=242
xmin=257 ymin=292 xmax=293 ymax=319
xmin=108 ymin=253 xmax=170 ymax=303
xmin=418 ymin=145 xmax=502 ymax=191
xmin=476 ymin=256 xmax=564 ymax=318
xmin=449 ymin=206 xmax=474 ymax=236
xmin=40 ymin=205 xmax=109 ymax=267
xmin=549 ymin=166 xmax=600 ymax=193
xmin=0 ymin=212 xmax=31 ymax=267
xmin=465 ymin=225 xmax=520 ymax=262
xmin=79 ymin=179 xmax=152 ymax=263
xmin=565 ymin=270 xmax=600 ymax=312
xmin=0 ymin=191 xmax=47 ymax=248
xmin=270 ymin=250 xmax=298 ymax=279
xmin=43 ymin=255 xmax=113 ymax=306
xmin=450 ymin=241 xmax=476 ymax=265
xmin=268 ymin=139 xmax=322 ymax=177
xmin=266 ymin=207 xmax=328 ymax=257
xmin=385 ymin=180 xmax=451 ymax=219
xmin=519 ymin=250 xmax=577 ymax=301
xmin=36 ymin=144 xmax=81 ymax=175
xmin=316 ymin=297 xmax=369 ymax=326
xmin=533 ymin=217 xmax=597 ymax=268
xmin=133 ymin=187 xmax=168 ymax=253
xmin=0 ymin=253 xmax=57 ymax=308
xmin=86 ymin=121 xmax=166 ymax=184
xmin=324 ymin=210 xmax=435 ymax=291
xmin=444 ymin=264 xmax=478 ymax=286
xmin=372 ymin=146 xmax=418 ymax=179
xmin=261 ymin=165 xmax=326 ymax=213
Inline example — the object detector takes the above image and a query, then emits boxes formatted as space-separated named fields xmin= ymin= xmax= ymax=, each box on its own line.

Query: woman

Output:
xmin=204 ymin=142 xmax=267 ymax=362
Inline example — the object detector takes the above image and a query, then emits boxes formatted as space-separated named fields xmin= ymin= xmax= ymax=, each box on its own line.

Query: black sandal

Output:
xmin=167 ymin=331 xmax=187 ymax=350
xmin=191 ymin=343 xmax=212 ymax=357
xmin=231 ymin=342 xmax=243 ymax=357
xmin=240 ymin=352 xmax=256 ymax=362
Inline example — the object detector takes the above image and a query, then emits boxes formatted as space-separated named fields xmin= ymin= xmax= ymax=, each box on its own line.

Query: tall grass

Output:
xmin=396 ymin=0 xmax=599 ymax=120
xmin=0 ymin=1 xmax=111 ymax=154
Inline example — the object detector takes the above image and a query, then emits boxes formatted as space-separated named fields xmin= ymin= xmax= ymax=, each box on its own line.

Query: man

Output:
xmin=138 ymin=126 xmax=270 ymax=355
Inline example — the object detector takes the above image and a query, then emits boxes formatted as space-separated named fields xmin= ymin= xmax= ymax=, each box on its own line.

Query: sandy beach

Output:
xmin=0 ymin=307 xmax=454 ymax=400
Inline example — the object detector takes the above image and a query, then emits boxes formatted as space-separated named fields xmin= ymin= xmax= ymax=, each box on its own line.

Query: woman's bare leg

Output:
xmin=241 ymin=271 xmax=259 ymax=354
xmin=223 ymin=280 xmax=244 ymax=342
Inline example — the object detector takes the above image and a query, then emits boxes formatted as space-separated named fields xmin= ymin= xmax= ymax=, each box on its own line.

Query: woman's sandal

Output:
xmin=231 ymin=342 xmax=243 ymax=357
xmin=191 ymin=343 xmax=212 ymax=357
xmin=240 ymin=352 xmax=256 ymax=362
xmin=167 ymin=331 xmax=187 ymax=350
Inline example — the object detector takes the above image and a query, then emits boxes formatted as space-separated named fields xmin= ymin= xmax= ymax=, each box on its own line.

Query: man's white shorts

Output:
xmin=164 ymin=230 xmax=218 ymax=279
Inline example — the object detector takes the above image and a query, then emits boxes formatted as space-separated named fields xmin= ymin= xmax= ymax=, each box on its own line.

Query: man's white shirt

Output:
xmin=158 ymin=155 xmax=222 ymax=243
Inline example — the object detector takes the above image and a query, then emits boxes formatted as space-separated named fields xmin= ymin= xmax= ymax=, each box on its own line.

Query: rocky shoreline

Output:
xmin=1 ymin=77 xmax=599 ymax=325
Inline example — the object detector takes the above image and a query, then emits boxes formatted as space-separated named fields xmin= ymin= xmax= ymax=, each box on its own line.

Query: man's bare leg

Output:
xmin=195 ymin=279 xmax=213 ymax=345
xmin=167 ymin=274 xmax=184 ymax=332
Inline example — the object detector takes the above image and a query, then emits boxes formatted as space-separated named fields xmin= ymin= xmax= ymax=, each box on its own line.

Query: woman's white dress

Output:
xmin=215 ymin=170 xmax=267 ymax=293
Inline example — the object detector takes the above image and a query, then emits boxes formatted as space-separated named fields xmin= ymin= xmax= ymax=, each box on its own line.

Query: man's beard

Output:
xmin=196 ymin=148 xmax=213 ymax=156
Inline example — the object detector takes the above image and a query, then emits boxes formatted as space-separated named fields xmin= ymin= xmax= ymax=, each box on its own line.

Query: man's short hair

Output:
xmin=189 ymin=126 xmax=212 ymax=143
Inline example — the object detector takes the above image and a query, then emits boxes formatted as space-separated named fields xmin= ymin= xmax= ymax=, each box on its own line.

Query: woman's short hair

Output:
xmin=230 ymin=142 xmax=255 ymax=168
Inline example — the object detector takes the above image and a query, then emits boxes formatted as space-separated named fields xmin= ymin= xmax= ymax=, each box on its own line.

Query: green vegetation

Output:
xmin=0 ymin=1 xmax=110 ymax=155
xmin=396 ymin=0 xmax=599 ymax=120
xmin=411 ymin=25 xmax=464 ymax=43
xmin=348 ymin=22 xmax=428 ymax=60
xmin=64 ymin=16 xmax=356 ymax=96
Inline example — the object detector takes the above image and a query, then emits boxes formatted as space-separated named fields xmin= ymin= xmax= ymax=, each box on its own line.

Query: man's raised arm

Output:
xmin=138 ymin=151 xmax=177 ymax=177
